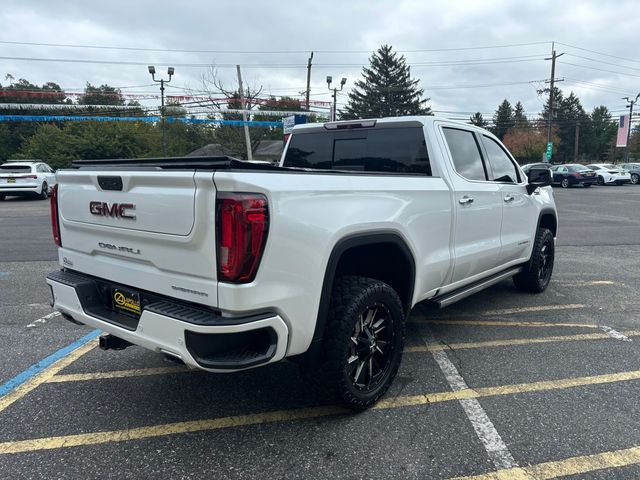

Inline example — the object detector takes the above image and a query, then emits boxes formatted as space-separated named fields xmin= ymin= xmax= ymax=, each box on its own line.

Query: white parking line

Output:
xmin=600 ymin=326 xmax=632 ymax=342
xmin=26 ymin=311 xmax=60 ymax=328
xmin=424 ymin=332 xmax=522 ymax=472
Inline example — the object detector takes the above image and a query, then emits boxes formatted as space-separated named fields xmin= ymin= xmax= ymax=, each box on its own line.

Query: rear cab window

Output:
xmin=0 ymin=165 xmax=32 ymax=173
xmin=283 ymin=126 xmax=431 ymax=175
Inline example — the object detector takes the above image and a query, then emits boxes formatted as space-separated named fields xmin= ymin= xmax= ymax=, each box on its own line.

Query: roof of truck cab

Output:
xmin=291 ymin=115 xmax=479 ymax=133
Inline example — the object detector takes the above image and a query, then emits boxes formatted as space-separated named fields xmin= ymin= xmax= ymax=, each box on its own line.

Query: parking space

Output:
xmin=1 ymin=186 xmax=640 ymax=479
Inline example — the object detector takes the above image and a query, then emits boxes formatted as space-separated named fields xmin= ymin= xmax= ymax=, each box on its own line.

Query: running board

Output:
xmin=431 ymin=267 xmax=523 ymax=308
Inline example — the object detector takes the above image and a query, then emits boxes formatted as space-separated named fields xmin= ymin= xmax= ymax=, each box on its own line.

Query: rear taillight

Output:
xmin=50 ymin=184 xmax=61 ymax=247
xmin=216 ymin=193 xmax=269 ymax=283
xmin=24 ymin=175 xmax=38 ymax=179
xmin=572 ymin=172 xmax=582 ymax=178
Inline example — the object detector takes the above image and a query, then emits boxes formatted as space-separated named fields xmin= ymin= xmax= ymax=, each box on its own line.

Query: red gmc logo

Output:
xmin=89 ymin=201 xmax=136 ymax=219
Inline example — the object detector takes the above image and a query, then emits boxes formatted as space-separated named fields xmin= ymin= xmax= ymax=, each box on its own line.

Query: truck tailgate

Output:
xmin=55 ymin=169 xmax=219 ymax=307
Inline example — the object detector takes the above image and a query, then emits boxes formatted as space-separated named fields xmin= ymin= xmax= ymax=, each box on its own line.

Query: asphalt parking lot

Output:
xmin=1 ymin=185 xmax=640 ymax=479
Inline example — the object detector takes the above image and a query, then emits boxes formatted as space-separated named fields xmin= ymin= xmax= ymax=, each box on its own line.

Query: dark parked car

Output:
xmin=620 ymin=163 xmax=640 ymax=185
xmin=550 ymin=164 xmax=598 ymax=188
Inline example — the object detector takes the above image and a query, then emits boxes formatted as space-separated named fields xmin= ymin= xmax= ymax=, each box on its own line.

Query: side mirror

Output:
xmin=526 ymin=166 xmax=552 ymax=194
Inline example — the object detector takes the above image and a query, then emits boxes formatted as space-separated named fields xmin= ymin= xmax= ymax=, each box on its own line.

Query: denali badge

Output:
xmin=98 ymin=242 xmax=141 ymax=255
xmin=89 ymin=201 xmax=136 ymax=219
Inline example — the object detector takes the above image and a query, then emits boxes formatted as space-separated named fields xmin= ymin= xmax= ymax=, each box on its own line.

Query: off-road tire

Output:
xmin=304 ymin=276 xmax=405 ymax=411
xmin=513 ymin=228 xmax=555 ymax=293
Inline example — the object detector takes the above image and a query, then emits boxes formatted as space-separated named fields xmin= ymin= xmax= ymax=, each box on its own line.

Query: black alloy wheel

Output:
xmin=348 ymin=303 xmax=395 ymax=393
xmin=40 ymin=182 xmax=48 ymax=200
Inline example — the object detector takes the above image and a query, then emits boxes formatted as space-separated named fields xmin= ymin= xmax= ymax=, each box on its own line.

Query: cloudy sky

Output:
xmin=1 ymin=0 xmax=638 ymax=120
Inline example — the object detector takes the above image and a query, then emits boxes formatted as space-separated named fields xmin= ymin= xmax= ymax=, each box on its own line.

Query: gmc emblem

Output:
xmin=89 ymin=201 xmax=136 ymax=219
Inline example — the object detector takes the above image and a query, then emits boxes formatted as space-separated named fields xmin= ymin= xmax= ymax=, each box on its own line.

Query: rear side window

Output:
xmin=284 ymin=127 xmax=431 ymax=175
xmin=442 ymin=128 xmax=487 ymax=181
xmin=482 ymin=136 xmax=520 ymax=183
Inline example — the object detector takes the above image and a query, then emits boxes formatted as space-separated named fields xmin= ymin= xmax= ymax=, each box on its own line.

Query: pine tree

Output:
xmin=513 ymin=101 xmax=528 ymax=128
xmin=469 ymin=112 xmax=487 ymax=127
xmin=341 ymin=45 xmax=430 ymax=120
xmin=492 ymin=100 xmax=514 ymax=140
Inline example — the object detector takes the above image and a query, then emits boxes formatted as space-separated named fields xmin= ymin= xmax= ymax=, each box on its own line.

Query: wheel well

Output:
xmin=539 ymin=213 xmax=557 ymax=237
xmin=334 ymin=242 xmax=414 ymax=312
xmin=308 ymin=233 xmax=415 ymax=355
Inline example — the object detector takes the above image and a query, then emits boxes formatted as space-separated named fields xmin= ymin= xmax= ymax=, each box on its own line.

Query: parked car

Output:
xmin=0 ymin=160 xmax=56 ymax=200
xmin=550 ymin=164 xmax=598 ymax=188
xmin=521 ymin=162 xmax=553 ymax=175
xmin=586 ymin=164 xmax=631 ymax=186
xmin=619 ymin=163 xmax=640 ymax=185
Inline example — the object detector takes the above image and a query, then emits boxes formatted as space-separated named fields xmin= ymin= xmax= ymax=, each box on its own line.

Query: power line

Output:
xmin=0 ymin=54 xmax=547 ymax=69
xmin=556 ymin=42 xmax=640 ymax=65
xmin=558 ymin=61 xmax=640 ymax=79
xmin=0 ymin=39 xmax=550 ymax=55
xmin=565 ymin=53 xmax=640 ymax=73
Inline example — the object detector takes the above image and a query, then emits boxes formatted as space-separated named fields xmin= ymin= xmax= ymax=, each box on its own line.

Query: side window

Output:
xmin=442 ymin=127 xmax=487 ymax=181
xmin=482 ymin=136 xmax=520 ymax=183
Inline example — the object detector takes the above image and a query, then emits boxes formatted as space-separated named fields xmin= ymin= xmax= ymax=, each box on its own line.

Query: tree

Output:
xmin=586 ymin=106 xmax=617 ymax=161
xmin=513 ymin=101 xmax=528 ymax=129
xmin=341 ymin=45 xmax=430 ymax=119
xmin=469 ymin=112 xmax=487 ymax=127
xmin=503 ymin=124 xmax=558 ymax=164
xmin=491 ymin=100 xmax=514 ymax=140
xmin=78 ymin=83 xmax=125 ymax=106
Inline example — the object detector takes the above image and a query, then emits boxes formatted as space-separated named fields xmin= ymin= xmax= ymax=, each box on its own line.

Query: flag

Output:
xmin=616 ymin=114 xmax=630 ymax=147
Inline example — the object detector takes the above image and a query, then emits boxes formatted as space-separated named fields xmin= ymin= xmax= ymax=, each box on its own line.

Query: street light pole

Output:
xmin=148 ymin=66 xmax=174 ymax=157
xmin=622 ymin=93 xmax=640 ymax=162
xmin=326 ymin=76 xmax=346 ymax=121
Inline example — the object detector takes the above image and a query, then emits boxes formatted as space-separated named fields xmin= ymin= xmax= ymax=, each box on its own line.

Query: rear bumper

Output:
xmin=47 ymin=270 xmax=289 ymax=372
xmin=0 ymin=184 xmax=41 ymax=195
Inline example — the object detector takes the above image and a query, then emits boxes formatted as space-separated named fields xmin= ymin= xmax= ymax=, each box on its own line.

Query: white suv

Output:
xmin=0 ymin=160 xmax=57 ymax=200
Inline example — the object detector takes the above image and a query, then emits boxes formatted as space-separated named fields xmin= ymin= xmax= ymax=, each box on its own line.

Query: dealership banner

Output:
xmin=616 ymin=114 xmax=630 ymax=147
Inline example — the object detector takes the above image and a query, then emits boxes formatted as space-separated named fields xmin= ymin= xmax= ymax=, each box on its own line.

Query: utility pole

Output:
xmin=326 ymin=76 xmax=346 ymax=121
xmin=623 ymin=93 xmax=640 ymax=162
xmin=236 ymin=65 xmax=252 ymax=160
xmin=544 ymin=42 xmax=564 ymax=161
xmin=305 ymin=52 xmax=313 ymax=111
xmin=148 ymin=66 xmax=174 ymax=156
xmin=574 ymin=121 xmax=580 ymax=163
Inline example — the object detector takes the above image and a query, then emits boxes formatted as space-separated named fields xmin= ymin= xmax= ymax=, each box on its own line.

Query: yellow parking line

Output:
xmin=3 ymin=368 xmax=640 ymax=455
xmin=405 ymin=331 xmax=640 ymax=353
xmin=47 ymin=366 xmax=188 ymax=383
xmin=451 ymin=445 xmax=640 ymax=480
xmin=0 ymin=340 xmax=96 ymax=413
xmin=410 ymin=318 xmax=600 ymax=329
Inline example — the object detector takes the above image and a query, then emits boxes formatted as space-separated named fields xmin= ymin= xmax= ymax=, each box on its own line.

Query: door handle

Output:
xmin=459 ymin=196 xmax=474 ymax=205
xmin=504 ymin=194 xmax=515 ymax=203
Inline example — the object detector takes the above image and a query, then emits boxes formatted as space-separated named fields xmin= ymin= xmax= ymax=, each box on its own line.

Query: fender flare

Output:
xmin=306 ymin=231 xmax=416 ymax=358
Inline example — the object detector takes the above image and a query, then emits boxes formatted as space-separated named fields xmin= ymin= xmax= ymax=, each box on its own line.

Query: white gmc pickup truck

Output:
xmin=47 ymin=116 xmax=557 ymax=410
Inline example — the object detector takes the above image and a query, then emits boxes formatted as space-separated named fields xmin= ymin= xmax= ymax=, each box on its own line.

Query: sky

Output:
xmin=0 ymin=0 xmax=638 ymax=121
